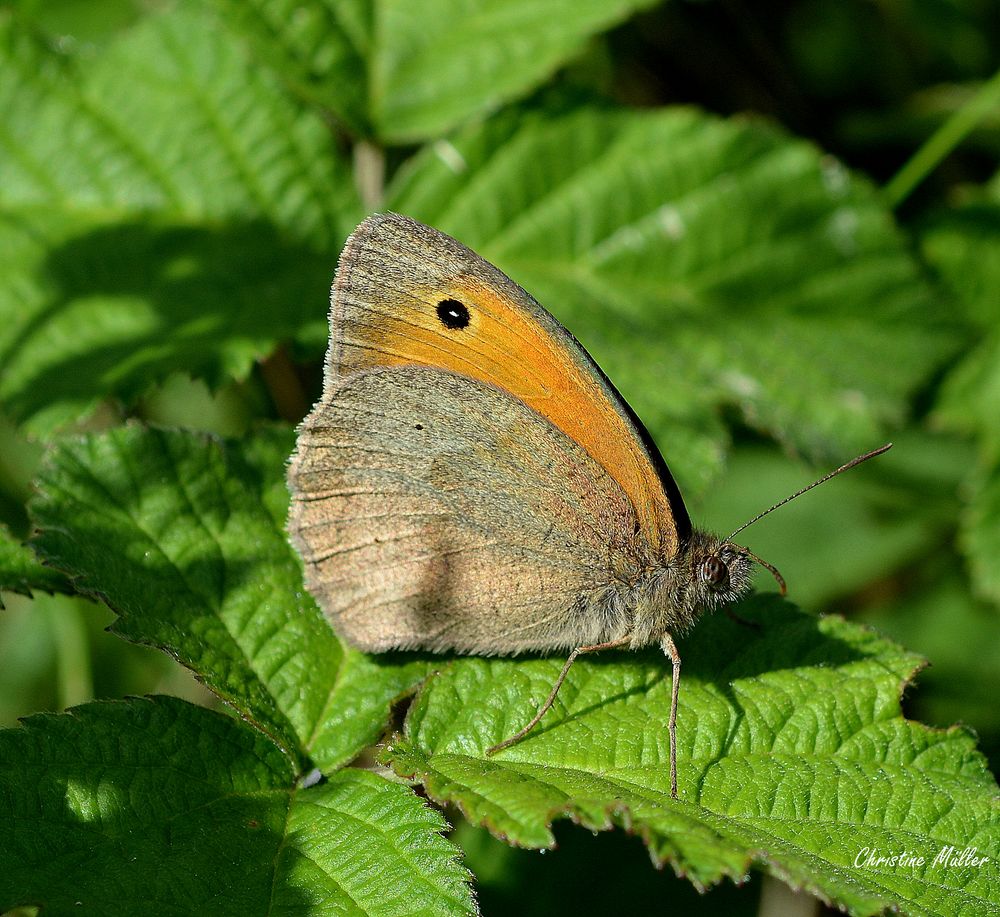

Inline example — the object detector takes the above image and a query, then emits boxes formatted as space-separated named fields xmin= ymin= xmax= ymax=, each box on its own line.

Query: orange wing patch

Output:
xmin=328 ymin=214 xmax=683 ymax=555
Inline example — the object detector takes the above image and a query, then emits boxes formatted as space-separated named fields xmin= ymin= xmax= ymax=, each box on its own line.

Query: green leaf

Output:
xmin=0 ymin=695 xmax=476 ymax=916
xmin=0 ymin=9 xmax=353 ymax=228
xmin=384 ymin=597 xmax=1000 ymax=916
xmin=961 ymin=463 xmax=1000 ymax=605
xmin=213 ymin=0 xmax=659 ymax=143
xmin=919 ymin=197 xmax=1000 ymax=328
xmin=922 ymin=196 xmax=1000 ymax=449
xmin=0 ymin=522 xmax=72 ymax=604
xmin=0 ymin=9 xmax=360 ymax=434
xmin=29 ymin=425 xmax=432 ymax=771
xmin=921 ymin=195 xmax=1000 ymax=603
xmin=209 ymin=0 xmax=373 ymax=137
xmin=920 ymin=194 xmax=1000 ymax=462
xmin=4 ymin=0 xmax=150 ymax=46
xmin=387 ymin=107 xmax=954 ymax=494
xmin=936 ymin=332 xmax=1000 ymax=459
xmin=925 ymin=197 xmax=1000 ymax=456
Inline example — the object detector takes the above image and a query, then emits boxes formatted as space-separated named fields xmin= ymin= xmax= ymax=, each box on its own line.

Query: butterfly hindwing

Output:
xmin=288 ymin=367 xmax=644 ymax=653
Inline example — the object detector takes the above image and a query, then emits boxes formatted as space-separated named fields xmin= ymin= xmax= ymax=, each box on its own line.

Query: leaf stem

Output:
xmin=757 ymin=874 xmax=819 ymax=917
xmin=50 ymin=598 xmax=92 ymax=710
xmin=259 ymin=344 xmax=309 ymax=423
xmin=354 ymin=140 xmax=386 ymax=211
xmin=885 ymin=67 xmax=1000 ymax=208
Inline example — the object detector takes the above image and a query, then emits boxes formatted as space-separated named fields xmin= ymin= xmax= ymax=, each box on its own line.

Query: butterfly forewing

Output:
xmin=326 ymin=213 xmax=688 ymax=553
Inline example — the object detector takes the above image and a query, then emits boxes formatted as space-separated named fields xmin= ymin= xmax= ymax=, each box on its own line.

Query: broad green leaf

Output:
xmin=0 ymin=9 xmax=359 ymax=434
xmin=936 ymin=332 xmax=1000 ymax=459
xmin=0 ymin=522 xmax=72 ymax=603
xmin=4 ymin=0 xmax=150 ymax=46
xmin=385 ymin=597 xmax=1000 ymax=916
xmin=961 ymin=463 xmax=1000 ymax=605
xmin=923 ymin=196 xmax=1000 ymax=456
xmin=29 ymin=425 xmax=432 ymax=771
xmin=921 ymin=196 xmax=1000 ymax=603
xmin=919 ymin=197 xmax=1000 ymax=328
xmin=0 ymin=9 xmax=353 ymax=228
xmin=208 ymin=0 xmax=372 ymax=136
xmin=0 ymin=695 xmax=476 ymax=916
xmin=212 ymin=0 xmax=658 ymax=142
xmin=371 ymin=0 xmax=658 ymax=142
xmin=387 ymin=107 xmax=953 ymax=494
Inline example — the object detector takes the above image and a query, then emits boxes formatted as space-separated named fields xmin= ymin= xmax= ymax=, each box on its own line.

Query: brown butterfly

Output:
xmin=287 ymin=212 xmax=889 ymax=797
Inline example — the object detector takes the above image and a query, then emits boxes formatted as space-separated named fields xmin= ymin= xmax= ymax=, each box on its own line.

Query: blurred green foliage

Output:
xmin=1 ymin=1 xmax=999 ymax=915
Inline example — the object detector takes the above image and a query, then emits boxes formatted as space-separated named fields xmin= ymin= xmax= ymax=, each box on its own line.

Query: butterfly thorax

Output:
xmin=613 ymin=530 xmax=755 ymax=648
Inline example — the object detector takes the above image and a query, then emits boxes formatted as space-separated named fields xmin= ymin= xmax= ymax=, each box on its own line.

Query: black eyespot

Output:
xmin=700 ymin=556 xmax=729 ymax=591
xmin=436 ymin=298 xmax=470 ymax=330
xmin=414 ymin=423 xmax=423 ymax=430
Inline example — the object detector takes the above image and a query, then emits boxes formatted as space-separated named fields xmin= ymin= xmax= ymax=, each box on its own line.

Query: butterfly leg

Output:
xmin=485 ymin=635 xmax=631 ymax=757
xmin=660 ymin=632 xmax=681 ymax=798
xmin=725 ymin=606 xmax=762 ymax=631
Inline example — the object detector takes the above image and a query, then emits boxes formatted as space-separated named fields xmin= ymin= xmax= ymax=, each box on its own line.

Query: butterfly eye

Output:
xmin=700 ymin=556 xmax=729 ymax=591
xmin=436 ymin=298 xmax=470 ymax=330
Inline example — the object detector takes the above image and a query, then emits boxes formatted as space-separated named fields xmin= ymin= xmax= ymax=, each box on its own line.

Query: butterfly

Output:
xmin=287 ymin=212 xmax=888 ymax=797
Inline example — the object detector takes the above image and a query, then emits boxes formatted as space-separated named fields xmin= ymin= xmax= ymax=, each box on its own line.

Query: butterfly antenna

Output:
xmin=726 ymin=443 xmax=893 ymax=544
